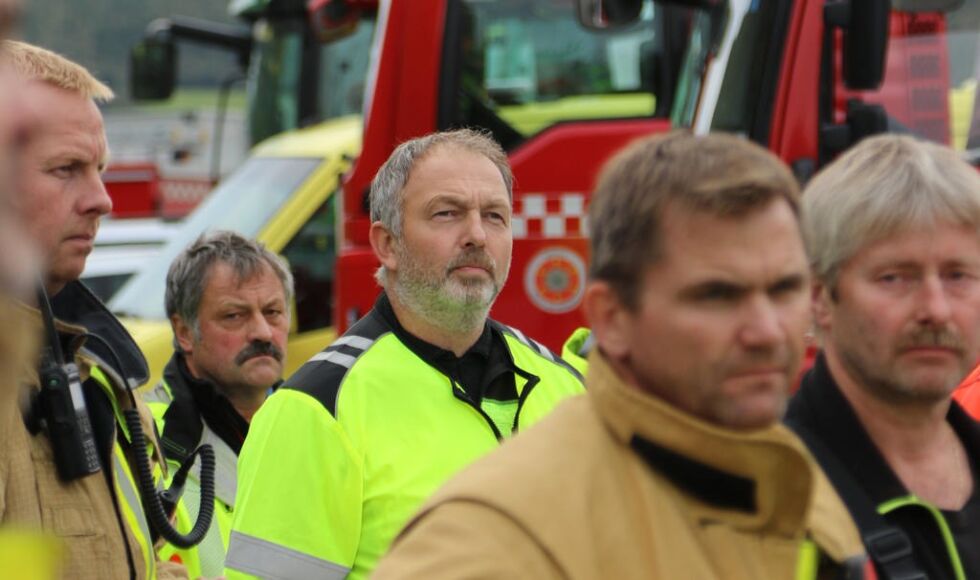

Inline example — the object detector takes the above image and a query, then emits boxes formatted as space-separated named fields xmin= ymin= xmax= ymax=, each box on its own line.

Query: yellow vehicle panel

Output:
xmin=124 ymin=116 xmax=362 ymax=391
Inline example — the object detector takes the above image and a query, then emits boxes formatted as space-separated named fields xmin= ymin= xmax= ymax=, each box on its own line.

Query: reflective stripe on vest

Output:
xmin=879 ymin=495 xmax=967 ymax=580
xmin=112 ymin=445 xmax=156 ymax=580
xmin=225 ymin=531 xmax=351 ymax=579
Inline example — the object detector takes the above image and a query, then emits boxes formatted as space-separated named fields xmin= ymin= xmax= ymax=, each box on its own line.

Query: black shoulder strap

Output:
xmin=791 ymin=423 xmax=929 ymax=580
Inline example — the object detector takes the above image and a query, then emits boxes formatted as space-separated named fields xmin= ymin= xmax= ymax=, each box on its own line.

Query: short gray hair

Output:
xmin=369 ymin=128 xmax=512 ymax=286
xmin=802 ymin=134 xmax=980 ymax=287
xmin=166 ymin=231 xmax=294 ymax=342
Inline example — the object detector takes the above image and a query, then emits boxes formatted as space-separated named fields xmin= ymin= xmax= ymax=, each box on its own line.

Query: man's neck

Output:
xmin=387 ymin=292 xmax=484 ymax=357
xmin=824 ymin=348 xmax=973 ymax=509
xmin=182 ymin=356 xmax=265 ymax=423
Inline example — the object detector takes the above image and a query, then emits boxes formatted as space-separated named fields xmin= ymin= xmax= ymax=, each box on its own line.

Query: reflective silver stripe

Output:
xmin=142 ymin=381 xmax=173 ymax=405
xmin=226 ymin=531 xmax=350 ymax=580
xmin=530 ymin=338 xmax=554 ymax=361
xmin=112 ymin=454 xmax=151 ymax=538
xmin=507 ymin=325 xmax=531 ymax=348
xmin=331 ymin=335 xmax=375 ymax=351
xmin=112 ymin=452 xmax=155 ymax=579
xmin=308 ymin=350 xmax=357 ymax=368
xmin=197 ymin=424 xmax=239 ymax=507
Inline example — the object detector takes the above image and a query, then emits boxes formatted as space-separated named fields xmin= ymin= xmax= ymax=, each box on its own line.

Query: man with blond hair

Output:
xmin=373 ymin=132 xmax=868 ymax=579
xmin=786 ymin=134 xmax=980 ymax=578
xmin=0 ymin=41 xmax=186 ymax=579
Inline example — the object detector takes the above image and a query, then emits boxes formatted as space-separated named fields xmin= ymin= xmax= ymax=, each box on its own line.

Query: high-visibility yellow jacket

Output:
xmin=225 ymin=295 xmax=584 ymax=580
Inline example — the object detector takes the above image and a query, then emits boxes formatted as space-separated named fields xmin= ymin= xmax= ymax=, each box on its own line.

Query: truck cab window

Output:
xmin=441 ymin=0 xmax=661 ymax=149
xmin=281 ymin=198 xmax=338 ymax=332
xmin=834 ymin=4 xmax=980 ymax=152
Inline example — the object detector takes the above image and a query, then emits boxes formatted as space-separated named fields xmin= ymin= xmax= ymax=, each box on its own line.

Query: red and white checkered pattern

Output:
xmin=512 ymin=193 xmax=589 ymax=239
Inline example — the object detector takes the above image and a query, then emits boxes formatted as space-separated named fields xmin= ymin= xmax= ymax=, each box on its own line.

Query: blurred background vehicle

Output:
xmin=82 ymin=218 xmax=181 ymax=301
xmin=110 ymin=0 xmax=980 ymax=390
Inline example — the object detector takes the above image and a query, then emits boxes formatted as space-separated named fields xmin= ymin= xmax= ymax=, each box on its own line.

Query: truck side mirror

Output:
xmin=575 ymin=0 xmax=720 ymax=30
xmin=575 ymin=0 xmax=644 ymax=30
xmin=825 ymin=0 xmax=890 ymax=91
xmin=130 ymin=36 xmax=176 ymax=101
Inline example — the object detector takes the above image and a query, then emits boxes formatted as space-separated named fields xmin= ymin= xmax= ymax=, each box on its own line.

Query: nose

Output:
xmin=84 ymin=170 xmax=112 ymax=217
xmin=739 ymin=297 xmax=786 ymax=350
xmin=916 ymin=275 xmax=953 ymax=325
xmin=247 ymin=312 xmax=274 ymax=343
xmin=462 ymin=210 xmax=487 ymax=247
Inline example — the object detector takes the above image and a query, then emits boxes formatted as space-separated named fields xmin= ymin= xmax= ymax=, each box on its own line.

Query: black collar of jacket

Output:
xmin=788 ymin=353 xmax=980 ymax=504
xmin=630 ymin=435 xmax=757 ymax=512
xmin=49 ymin=280 xmax=148 ymax=388
xmin=373 ymin=292 xmax=517 ymax=396
xmin=160 ymin=353 xmax=256 ymax=462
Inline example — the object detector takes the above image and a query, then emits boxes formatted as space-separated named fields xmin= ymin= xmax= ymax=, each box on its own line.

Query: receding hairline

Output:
xmin=1 ymin=40 xmax=113 ymax=101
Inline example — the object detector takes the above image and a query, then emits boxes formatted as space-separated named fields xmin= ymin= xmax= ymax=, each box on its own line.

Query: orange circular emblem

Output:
xmin=524 ymin=248 xmax=586 ymax=314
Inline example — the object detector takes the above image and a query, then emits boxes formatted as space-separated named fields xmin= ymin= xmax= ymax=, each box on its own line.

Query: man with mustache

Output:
xmin=786 ymin=135 xmax=980 ymax=579
xmin=225 ymin=129 xmax=584 ymax=580
xmin=146 ymin=230 xmax=293 ymax=579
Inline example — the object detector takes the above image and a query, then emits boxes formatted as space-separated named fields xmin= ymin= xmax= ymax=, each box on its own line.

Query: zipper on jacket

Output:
xmin=448 ymin=377 xmax=504 ymax=441
xmin=511 ymin=366 xmax=540 ymax=434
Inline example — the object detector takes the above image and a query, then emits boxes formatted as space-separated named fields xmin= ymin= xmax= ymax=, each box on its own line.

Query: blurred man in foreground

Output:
xmin=0 ymin=40 xmax=185 ymax=579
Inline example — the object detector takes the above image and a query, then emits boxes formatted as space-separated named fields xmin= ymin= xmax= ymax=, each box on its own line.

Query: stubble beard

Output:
xmin=391 ymin=244 xmax=508 ymax=334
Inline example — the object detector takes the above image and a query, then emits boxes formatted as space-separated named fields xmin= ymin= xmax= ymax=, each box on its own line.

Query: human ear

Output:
xmin=172 ymin=315 xmax=195 ymax=354
xmin=582 ymin=281 xmax=633 ymax=360
xmin=369 ymin=222 xmax=399 ymax=272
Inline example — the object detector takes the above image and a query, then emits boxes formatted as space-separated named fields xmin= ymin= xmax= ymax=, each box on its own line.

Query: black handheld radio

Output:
xmin=34 ymin=283 xmax=216 ymax=549
xmin=35 ymin=286 xmax=102 ymax=481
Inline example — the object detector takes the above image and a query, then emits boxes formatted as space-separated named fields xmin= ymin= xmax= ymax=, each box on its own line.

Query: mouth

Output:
xmin=451 ymin=265 xmax=491 ymax=276
xmin=729 ymin=367 xmax=784 ymax=380
xmin=900 ymin=346 xmax=961 ymax=358
xmin=243 ymin=353 xmax=280 ymax=363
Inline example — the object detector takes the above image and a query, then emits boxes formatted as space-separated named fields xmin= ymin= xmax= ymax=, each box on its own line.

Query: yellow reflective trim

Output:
xmin=878 ymin=495 xmax=966 ymax=580
xmin=794 ymin=539 xmax=819 ymax=580
xmin=113 ymin=446 xmax=156 ymax=580
xmin=88 ymin=365 xmax=130 ymax=441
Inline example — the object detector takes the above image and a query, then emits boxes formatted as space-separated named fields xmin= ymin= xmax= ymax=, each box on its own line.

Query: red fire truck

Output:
xmin=114 ymin=0 xmax=980 ymax=387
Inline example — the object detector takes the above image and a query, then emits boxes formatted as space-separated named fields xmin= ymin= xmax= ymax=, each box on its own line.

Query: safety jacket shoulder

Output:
xmin=374 ymin=350 xmax=868 ymax=580
xmin=226 ymin=294 xmax=584 ymax=580
xmin=0 ymin=282 xmax=185 ymax=579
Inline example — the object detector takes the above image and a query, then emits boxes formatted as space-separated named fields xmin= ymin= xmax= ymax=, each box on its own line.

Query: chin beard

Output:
xmin=393 ymin=273 xmax=500 ymax=333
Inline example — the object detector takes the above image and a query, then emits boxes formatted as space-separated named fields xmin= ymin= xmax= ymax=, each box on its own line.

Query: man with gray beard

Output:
xmin=225 ymin=129 xmax=584 ymax=580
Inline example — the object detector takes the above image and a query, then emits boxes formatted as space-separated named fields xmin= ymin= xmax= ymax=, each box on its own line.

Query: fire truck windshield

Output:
xmin=109 ymin=156 xmax=320 ymax=320
xmin=442 ymin=0 xmax=692 ymax=149
xmin=247 ymin=15 xmax=374 ymax=143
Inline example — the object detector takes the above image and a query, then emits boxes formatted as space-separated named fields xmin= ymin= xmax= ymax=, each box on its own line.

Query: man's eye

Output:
xmin=876 ymin=273 xmax=905 ymax=285
xmin=50 ymin=164 xmax=76 ymax=178
xmin=691 ymin=285 xmax=741 ymax=302
xmin=485 ymin=212 xmax=507 ymax=224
